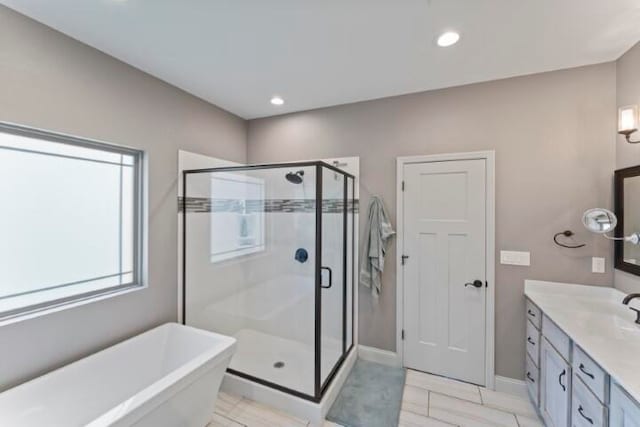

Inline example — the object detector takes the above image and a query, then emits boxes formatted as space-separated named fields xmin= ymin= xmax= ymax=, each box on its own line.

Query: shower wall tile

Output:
xmin=179 ymin=197 xmax=359 ymax=214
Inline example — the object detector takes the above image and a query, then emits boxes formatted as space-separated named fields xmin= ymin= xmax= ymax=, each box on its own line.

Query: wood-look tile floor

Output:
xmin=208 ymin=391 xmax=340 ymax=427
xmin=208 ymin=369 xmax=544 ymax=427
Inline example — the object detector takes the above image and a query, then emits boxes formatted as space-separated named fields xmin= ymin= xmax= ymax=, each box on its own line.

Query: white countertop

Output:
xmin=525 ymin=280 xmax=640 ymax=403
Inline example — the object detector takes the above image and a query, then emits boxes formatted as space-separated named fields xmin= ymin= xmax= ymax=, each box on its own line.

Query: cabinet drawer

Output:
xmin=525 ymin=354 xmax=539 ymax=407
xmin=526 ymin=319 xmax=540 ymax=364
xmin=543 ymin=315 xmax=571 ymax=361
xmin=573 ymin=345 xmax=608 ymax=404
xmin=572 ymin=375 xmax=607 ymax=427
xmin=526 ymin=299 xmax=542 ymax=330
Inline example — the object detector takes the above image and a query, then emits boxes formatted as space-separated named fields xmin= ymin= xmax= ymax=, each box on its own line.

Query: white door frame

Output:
xmin=396 ymin=150 xmax=496 ymax=389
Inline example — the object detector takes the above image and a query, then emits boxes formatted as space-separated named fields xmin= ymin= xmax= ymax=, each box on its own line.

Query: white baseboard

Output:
xmin=494 ymin=375 xmax=528 ymax=399
xmin=358 ymin=344 xmax=402 ymax=367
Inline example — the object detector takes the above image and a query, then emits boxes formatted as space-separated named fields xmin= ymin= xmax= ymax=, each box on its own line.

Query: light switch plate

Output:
xmin=592 ymin=257 xmax=605 ymax=273
xmin=500 ymin=250 xmax=530 ymax=266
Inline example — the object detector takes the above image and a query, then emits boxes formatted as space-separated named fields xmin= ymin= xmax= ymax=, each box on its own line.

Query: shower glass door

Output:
xmin=319 ymin=166 xmax=346 ymax=390
xmin=183 ymin=165 xmax=317 ymax=397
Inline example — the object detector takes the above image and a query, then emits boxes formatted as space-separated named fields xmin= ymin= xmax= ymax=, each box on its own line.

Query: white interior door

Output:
xmin=402 ymin=158 xmax=487 ymax=385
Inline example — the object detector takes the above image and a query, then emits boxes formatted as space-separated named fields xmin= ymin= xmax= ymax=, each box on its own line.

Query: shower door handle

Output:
xmin=321 ymin=267 xmax=332 ymax=289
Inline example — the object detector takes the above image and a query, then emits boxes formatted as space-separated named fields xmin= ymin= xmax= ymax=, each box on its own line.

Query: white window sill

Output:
xmin=0 ymin=284 xmax=145 ymax=328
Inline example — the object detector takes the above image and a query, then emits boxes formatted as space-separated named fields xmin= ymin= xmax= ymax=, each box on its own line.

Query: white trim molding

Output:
xmin=494 ymin=376 xmax=528 ymax=399
xmin=395 ymin=150 xmax=496 ymax=390
xmin=358 ymin=345 xmax=402 ymax=367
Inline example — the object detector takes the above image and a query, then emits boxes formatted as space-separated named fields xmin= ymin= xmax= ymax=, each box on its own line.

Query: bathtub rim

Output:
xmin=0 ymin=322 xmax=236 ymax=427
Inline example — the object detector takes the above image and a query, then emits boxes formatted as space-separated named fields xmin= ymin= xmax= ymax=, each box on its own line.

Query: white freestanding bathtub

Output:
xmin=0 ymin=323 xmax=236 ymax=427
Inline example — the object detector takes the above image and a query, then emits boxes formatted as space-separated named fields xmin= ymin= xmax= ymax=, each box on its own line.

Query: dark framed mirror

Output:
xmin=614 ymin=165 xmax=640 ymax=276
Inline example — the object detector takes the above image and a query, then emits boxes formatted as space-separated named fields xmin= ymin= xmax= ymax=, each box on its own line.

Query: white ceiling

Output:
xmin=3 ymin=0 xmax=640 ymax=119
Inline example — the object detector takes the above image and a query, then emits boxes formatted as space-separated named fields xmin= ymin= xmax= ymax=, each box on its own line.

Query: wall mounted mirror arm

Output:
xmin=582 ymin=208 xmax=640 ymax=244
xmin=602 ymin=233 xmax=640 ymax=244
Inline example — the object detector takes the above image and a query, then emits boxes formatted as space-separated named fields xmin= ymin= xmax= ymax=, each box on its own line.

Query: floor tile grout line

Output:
xmin=214 ymin=410 xmax=248 ymax=427
xmin=405 ymin=382 xmax=481 ymax=405
xmin=399 ymin=407 xmax=459 ymax=427
xmin=407 ymin=369 xmax=484 ymax=391
xmin=217 ymin=394 xmax=243 ymax=415
xmin=409 ymin=369 xmax=533 ymax=408
xmin=429 ymin=391 xmax=523 ymax=426
xmin=408 ymin=372 xmax=539 ymax=422
xmin=406 ymin=370 xmax=487 ymax=402
xmin=476 ymin=390 xmax=539 ymax=419
xmin=236 ymin=397 xmax=311 ymax=426
xmin=424 ymin=391 xmax=461 ymax=427
xmin=424 ymin=411 xmax=460 ymax=427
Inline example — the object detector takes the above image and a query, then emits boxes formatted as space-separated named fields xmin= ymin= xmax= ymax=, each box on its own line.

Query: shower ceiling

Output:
xmin=2 ymin=0 xmax=639 ymax=118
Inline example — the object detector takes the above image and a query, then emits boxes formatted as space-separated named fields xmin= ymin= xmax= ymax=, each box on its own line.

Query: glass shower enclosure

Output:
xmin=182 ymin=161 xmax=355 ymax=401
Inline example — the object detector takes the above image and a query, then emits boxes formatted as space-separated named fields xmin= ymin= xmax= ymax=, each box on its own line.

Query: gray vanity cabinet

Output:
xmin=540 ymin=338 xmax=572 ymax=427
xmin=526 ymin=297 xmax=640 ymax=427
xmin=610 ymin=384 xmax=640 ymax=427
xmin=525 ymin=300 xmax=542 ymax=406
xmin=525 ymin=299 xmax=615 ymax=427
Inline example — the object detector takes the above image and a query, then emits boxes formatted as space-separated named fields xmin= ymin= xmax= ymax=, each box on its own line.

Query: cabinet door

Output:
xmin=541 ymin=338 xmax=571 ymax=427
xmin=610 ymin=384 xmax=640 ymax=427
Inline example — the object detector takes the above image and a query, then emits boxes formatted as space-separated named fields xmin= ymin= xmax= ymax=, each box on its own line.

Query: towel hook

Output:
xmin=553 ymin=230 xmax=585 ymax=249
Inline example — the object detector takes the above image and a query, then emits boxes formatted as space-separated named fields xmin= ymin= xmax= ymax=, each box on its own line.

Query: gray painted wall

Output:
xmin=614 ymin=42 xmax=640 ymax=295
xmin=248 ymin=63 xmax=617 ymax=380
xmin=0 ymin=6 xmax=247 ymax=391
xmin=1 ymin=2 xmax=627 ymax=387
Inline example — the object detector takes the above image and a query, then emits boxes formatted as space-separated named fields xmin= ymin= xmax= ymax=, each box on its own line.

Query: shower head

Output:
xmin=285 ymin=170 xmax=304 ymax=184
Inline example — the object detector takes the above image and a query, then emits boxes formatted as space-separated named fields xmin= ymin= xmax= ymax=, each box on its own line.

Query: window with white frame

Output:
xmin=209 ymin=172 xmax=265 ymax=263
xmin=0 ymin=124 xmax=144 ymax=319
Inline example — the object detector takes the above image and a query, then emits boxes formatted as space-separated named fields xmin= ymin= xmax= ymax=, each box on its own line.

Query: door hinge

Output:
xmin=402 ymin=181 xmax=405 ymax=191
xmin=401 ymin=255 xmax=409 ymax=265
xmin=401 ymin=329 xmax=405 ymax=340
xmin=485 ymin=281 xmax=488 ymax=288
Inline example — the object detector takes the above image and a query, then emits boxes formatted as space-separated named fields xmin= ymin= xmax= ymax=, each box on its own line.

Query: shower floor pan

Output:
xmin=221 ymin=328 xmax=356 ymax=426
xmin=229 ymin=328 xmax=342 ymax=396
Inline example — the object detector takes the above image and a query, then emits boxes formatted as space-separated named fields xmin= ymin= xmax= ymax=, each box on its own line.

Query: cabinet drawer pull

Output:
xmin=558 ymin=369 xmax=566 ymax=391
xmin=527 ymin=336 xmax=535 ymax=345
xmin=527 ymin=309 xmax=536 ymax=317
xmin=578 ymin=405 xmax=594 ymax=425
xmin=526 ymin=372 xmax=535 ymax=383
xmin=579 ymin=363 xmax=595 ymax=380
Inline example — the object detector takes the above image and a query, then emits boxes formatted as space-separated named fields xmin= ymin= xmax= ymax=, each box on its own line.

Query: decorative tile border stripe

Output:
xmin=179 ymin=197 xmax=359 ymax=214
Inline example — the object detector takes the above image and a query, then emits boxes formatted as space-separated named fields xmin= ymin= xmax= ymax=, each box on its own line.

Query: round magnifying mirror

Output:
xmin=582 ymin=208 xmax=617 ymax=234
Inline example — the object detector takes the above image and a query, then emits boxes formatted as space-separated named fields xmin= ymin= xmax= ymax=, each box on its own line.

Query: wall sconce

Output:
xmin=619 ymin=105 xmax=640 ymax=143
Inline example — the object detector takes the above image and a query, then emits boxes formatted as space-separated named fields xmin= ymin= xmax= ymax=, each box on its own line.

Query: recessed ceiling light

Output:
xmin=437 ymin=31 xmax=460 ymax=47
xmin=270 ymin=96 xmax=284 ymax=106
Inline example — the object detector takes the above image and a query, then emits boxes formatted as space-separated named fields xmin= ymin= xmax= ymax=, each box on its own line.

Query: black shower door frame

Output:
xmin=182 ymin=161 xmax=356 ymax=402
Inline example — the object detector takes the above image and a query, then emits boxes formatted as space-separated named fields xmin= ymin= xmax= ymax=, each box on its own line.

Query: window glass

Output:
xmin=0 ymin=126 xmax=143 ymax=317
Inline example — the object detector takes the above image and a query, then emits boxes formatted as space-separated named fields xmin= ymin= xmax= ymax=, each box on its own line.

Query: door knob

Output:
xmin=465 ymin=280 xmax=483 ymax=288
